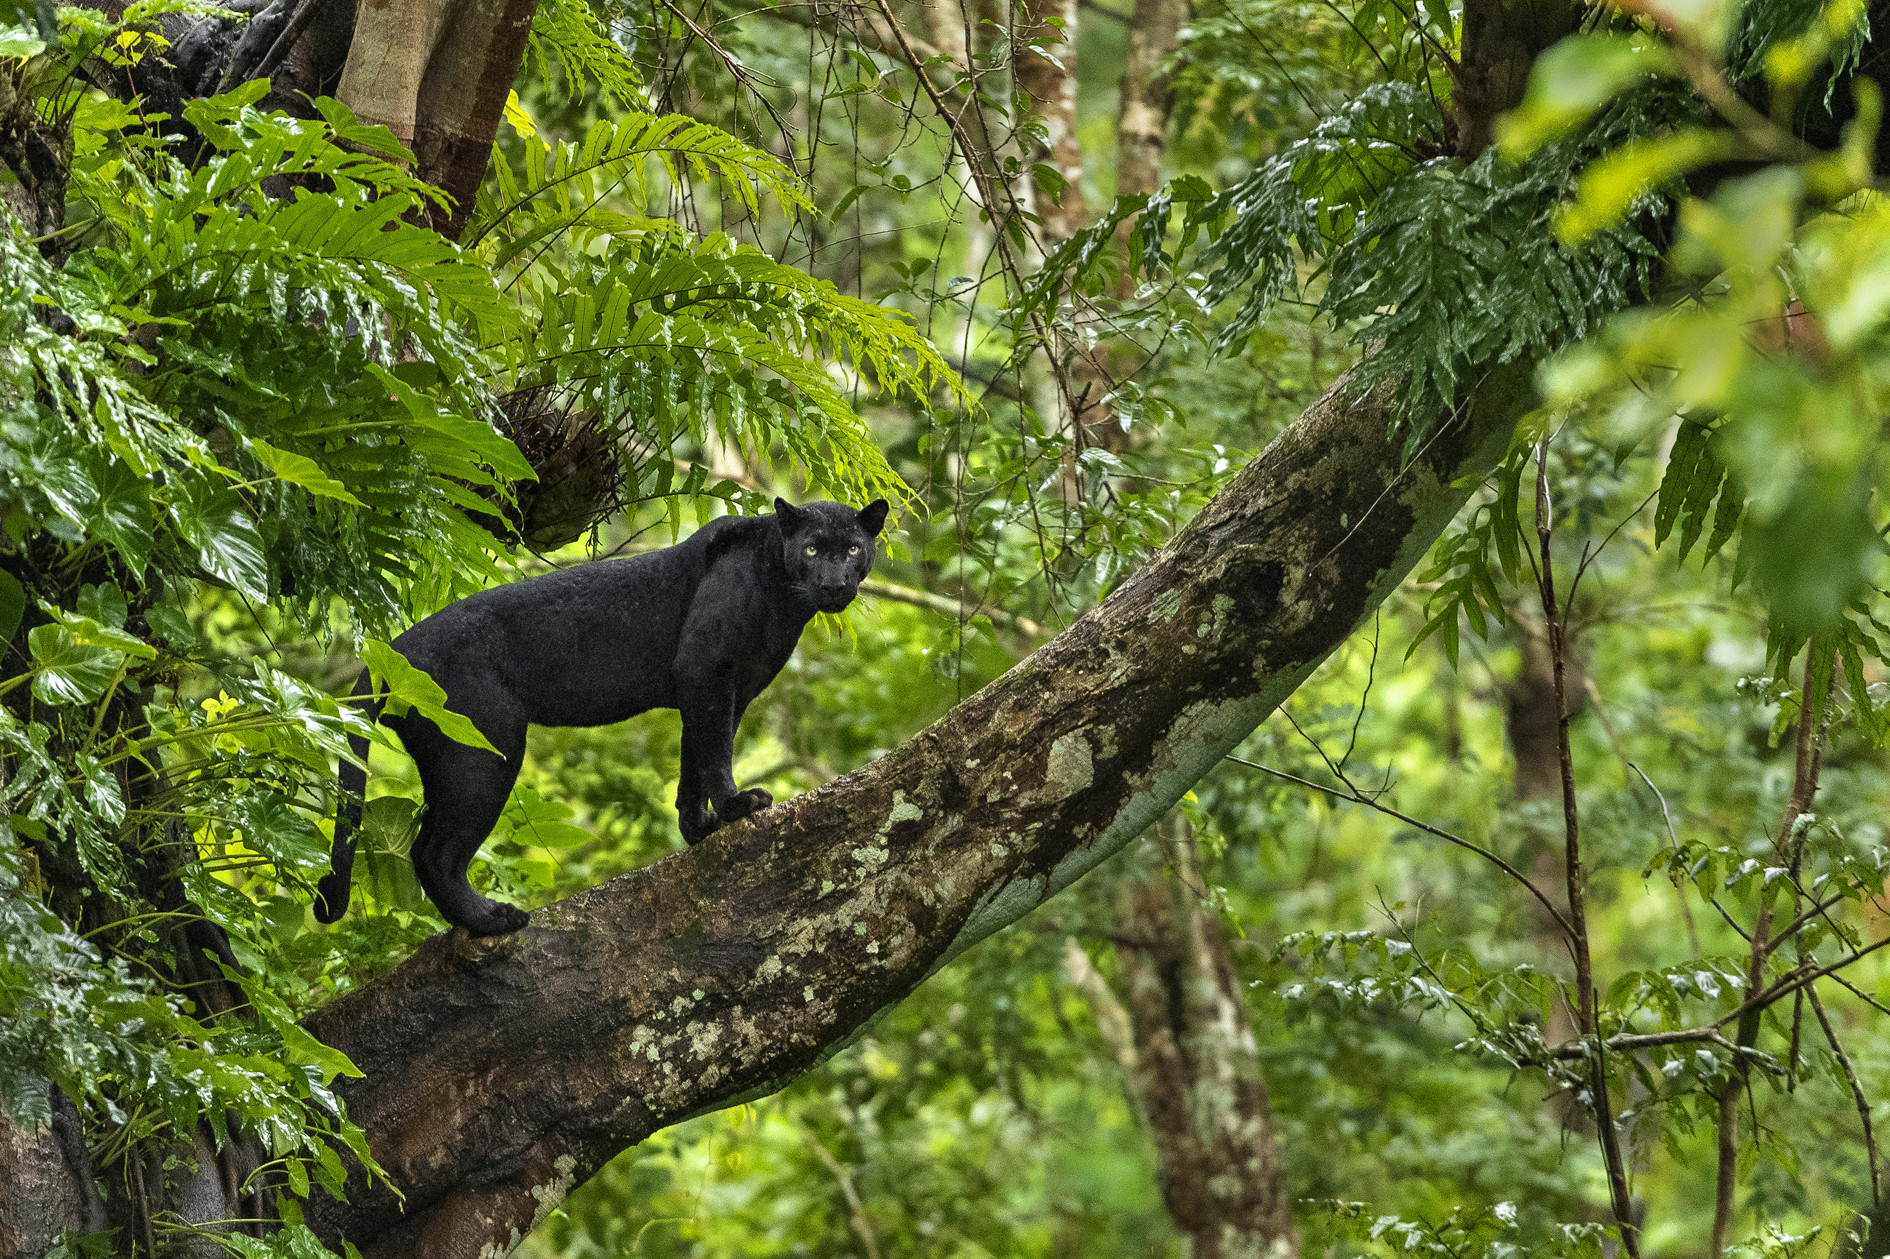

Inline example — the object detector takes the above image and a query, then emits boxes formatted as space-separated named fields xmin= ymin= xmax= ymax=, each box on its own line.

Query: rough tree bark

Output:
xmin=1113 ymin=0 xmax=1185 ymax=228
xmin=1110 ymin=820 xmax=1298 ymax=1257
xmin=1077 ymin=0 xmax=1189 ymax=448
xmin=0 ymin=1089 xmax=104 ymax=1259
xmin=1448 ymin=0 xmax=1580 ymax=157
xmin=295 ymin=361 xmax=1533 ymax=1257
xmin=335 ymin=0 xmax=538 ymax=234
xmin=73 ymin=0 xmax=534 ymax=238
xmin=1014 ymin=0 xmax=1086 ymax=246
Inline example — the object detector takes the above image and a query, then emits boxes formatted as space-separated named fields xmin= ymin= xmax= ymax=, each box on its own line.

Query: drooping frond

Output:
xmin=527 ymin=0 xmax=643 ymax=102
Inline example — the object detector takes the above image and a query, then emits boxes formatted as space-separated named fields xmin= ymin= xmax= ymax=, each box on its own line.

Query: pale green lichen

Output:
xmin=527 ymin=1154 xmax=579 ymax=1230
xmin=887 ymin=791 xmax=924 ymax=824
xmin=1042 ymin=732 xmax=1093 ymax=800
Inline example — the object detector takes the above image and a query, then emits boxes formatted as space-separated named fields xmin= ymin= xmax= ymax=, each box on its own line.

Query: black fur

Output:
xmin=314 ymin=497 xmax=889 ymax=936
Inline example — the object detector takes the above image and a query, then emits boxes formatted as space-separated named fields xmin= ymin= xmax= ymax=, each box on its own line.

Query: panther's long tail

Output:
xmin=314 ymin=667 xmax=379 ymax=924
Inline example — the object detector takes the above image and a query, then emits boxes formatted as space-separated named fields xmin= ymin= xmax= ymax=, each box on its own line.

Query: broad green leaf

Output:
xmin=172 ymin=481 xmax=270 ymax=600
xmin=500 ymin=784 xmax=593 ymax=849
xmin=76 ymin=582 xmax=126 ymax=630
xmin=0 ymin=30 xmax=45 ymax=58
xmin=1674 ymin=167 xmax=1802 ymax=275
xmin=28 ymin=623 xmax=122 ymax=705
xmin=39 ymin=605 xmax=154 ymax=660
xmin=0 ymin=570 xmax=24 ymax=645
xmin=248 ymin=439 xmax=366 ymax=506
xmin=90 ymin=458 xmax=157 ymax=570
xmin=145 ymin=602 xmax=197 ymax=649
xmin=362 ymin=795 xmax=419 ymax=851
xmin=361 ymin=639 xmax=502 ymax=756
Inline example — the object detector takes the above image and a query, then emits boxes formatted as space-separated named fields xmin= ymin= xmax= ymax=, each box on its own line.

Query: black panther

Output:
xmin=313 ymin=497 xmax=889 ymax=936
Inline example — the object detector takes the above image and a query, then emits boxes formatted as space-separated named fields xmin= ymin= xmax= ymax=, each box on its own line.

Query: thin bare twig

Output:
xmin=1547 ymin=1026 xmax=1762 ymax=1062
xmin=657 ymin=0 xmax=803 ymax=176
xmin=860 ymin=578 xmax=1044 ymax=637
xmin=1535 ymin=438 xmax=1639 ymax=1258
xmin=1714 ymin=641 xmax=1828 ymax=1256
xmin=802 ymin=1132 xmax=884 ymax=1259
xmin=1808 ymin=984 xmax=1880 ymax=1207
xmin=1225 ymin=755 xmax=1575 ymax=942
xmin=1623 ymin=759 xmax=1701 ymax=958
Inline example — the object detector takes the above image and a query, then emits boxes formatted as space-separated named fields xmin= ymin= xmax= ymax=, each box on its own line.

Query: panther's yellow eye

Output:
xmin=848 ymin=546 xmax=860 ymax=556
xmin=804 ymin=546 xmax=818 ymax=556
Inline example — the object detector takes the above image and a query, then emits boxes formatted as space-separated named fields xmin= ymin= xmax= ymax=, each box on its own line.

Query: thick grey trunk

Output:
xmin=0 ymin=1088 xmax=101 ymax=1259
xmin=299 ymin=363 xmax=1532 ymax=1257
xmin=1114 ymin=825 xmax=1298 ymax=1257
xmin=1015 ymin=0 xmax=1085 ymax=246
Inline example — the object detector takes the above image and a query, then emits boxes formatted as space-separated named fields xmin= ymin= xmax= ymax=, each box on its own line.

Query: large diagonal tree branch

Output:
xmin=303 ymin=363 xmax=1534 ymax=1258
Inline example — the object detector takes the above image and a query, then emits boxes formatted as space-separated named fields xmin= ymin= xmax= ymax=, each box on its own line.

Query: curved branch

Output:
xmin=303 ymin=362 xmax=1535 ymax=1257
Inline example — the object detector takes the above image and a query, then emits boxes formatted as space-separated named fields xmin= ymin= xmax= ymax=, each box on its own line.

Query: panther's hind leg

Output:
xmin=400 ymin=707 xmax=531 ymax=936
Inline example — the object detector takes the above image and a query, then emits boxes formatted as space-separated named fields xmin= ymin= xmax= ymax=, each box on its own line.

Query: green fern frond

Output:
xmin=471 ymin=111 xmax=812 ymax=257
xmin=528 ymin=0 xmax=642 ymax=102
xmin=500 ymin=233 xmax=964 ymax=509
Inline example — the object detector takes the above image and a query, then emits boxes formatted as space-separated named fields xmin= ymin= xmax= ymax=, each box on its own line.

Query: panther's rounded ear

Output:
xmin=858 ymin=499 xmax=889 ymax=536
xmin=774 ymin=497 xmax=800 ymax=527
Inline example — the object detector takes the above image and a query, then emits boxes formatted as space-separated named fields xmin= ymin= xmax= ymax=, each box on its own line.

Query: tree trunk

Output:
xmin=1114 ymin=0 xmax=1185 ymax=210
xmin=0 ymin=1088 xmax=101 ymax=1259
xmin=1448 ymin=0 xmax=1579 ymax=158
xmin=1112 ymin=819 xmax=1298 ymax=1257
xmin=296 ymin=362 xmax=1531 ymax=1257
xmin=1081 ymin=0 xmax=1188 ymax=448
xmin=1014 ymin=0 xmax=1086 ymax=246
xmin=73 ymin=0 xmax=535 ymax=239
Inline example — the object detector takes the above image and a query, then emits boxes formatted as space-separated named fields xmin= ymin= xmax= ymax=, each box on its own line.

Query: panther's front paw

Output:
xmin=716 ymin=787 xmax=774 ymax=824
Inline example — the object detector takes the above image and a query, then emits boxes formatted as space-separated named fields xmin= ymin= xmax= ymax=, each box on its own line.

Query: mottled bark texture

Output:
xmin=336 ymin=0 xmax=537 ymax=234
xmin=1113 ymin=825 xmax=1297 ymax=1257
xmin=1015 ymin=0 xmax=1086 ymax=246
xmin=1114 ymin=0 xmax=1185 ymax=212
xmin=1448 ymin=0 xmax=1579 ymax=157
xmin=301 ymin=363 xmax=1533 ymax=1258
xmin=62 ymin=0 xmax=532 ymax=239
xmin=0 ymin=1088 xmax=102 ymax=1259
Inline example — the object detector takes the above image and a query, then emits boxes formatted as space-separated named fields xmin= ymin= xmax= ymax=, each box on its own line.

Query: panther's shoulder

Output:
xmin=694 ymin=512 xmax=775 ymax=563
